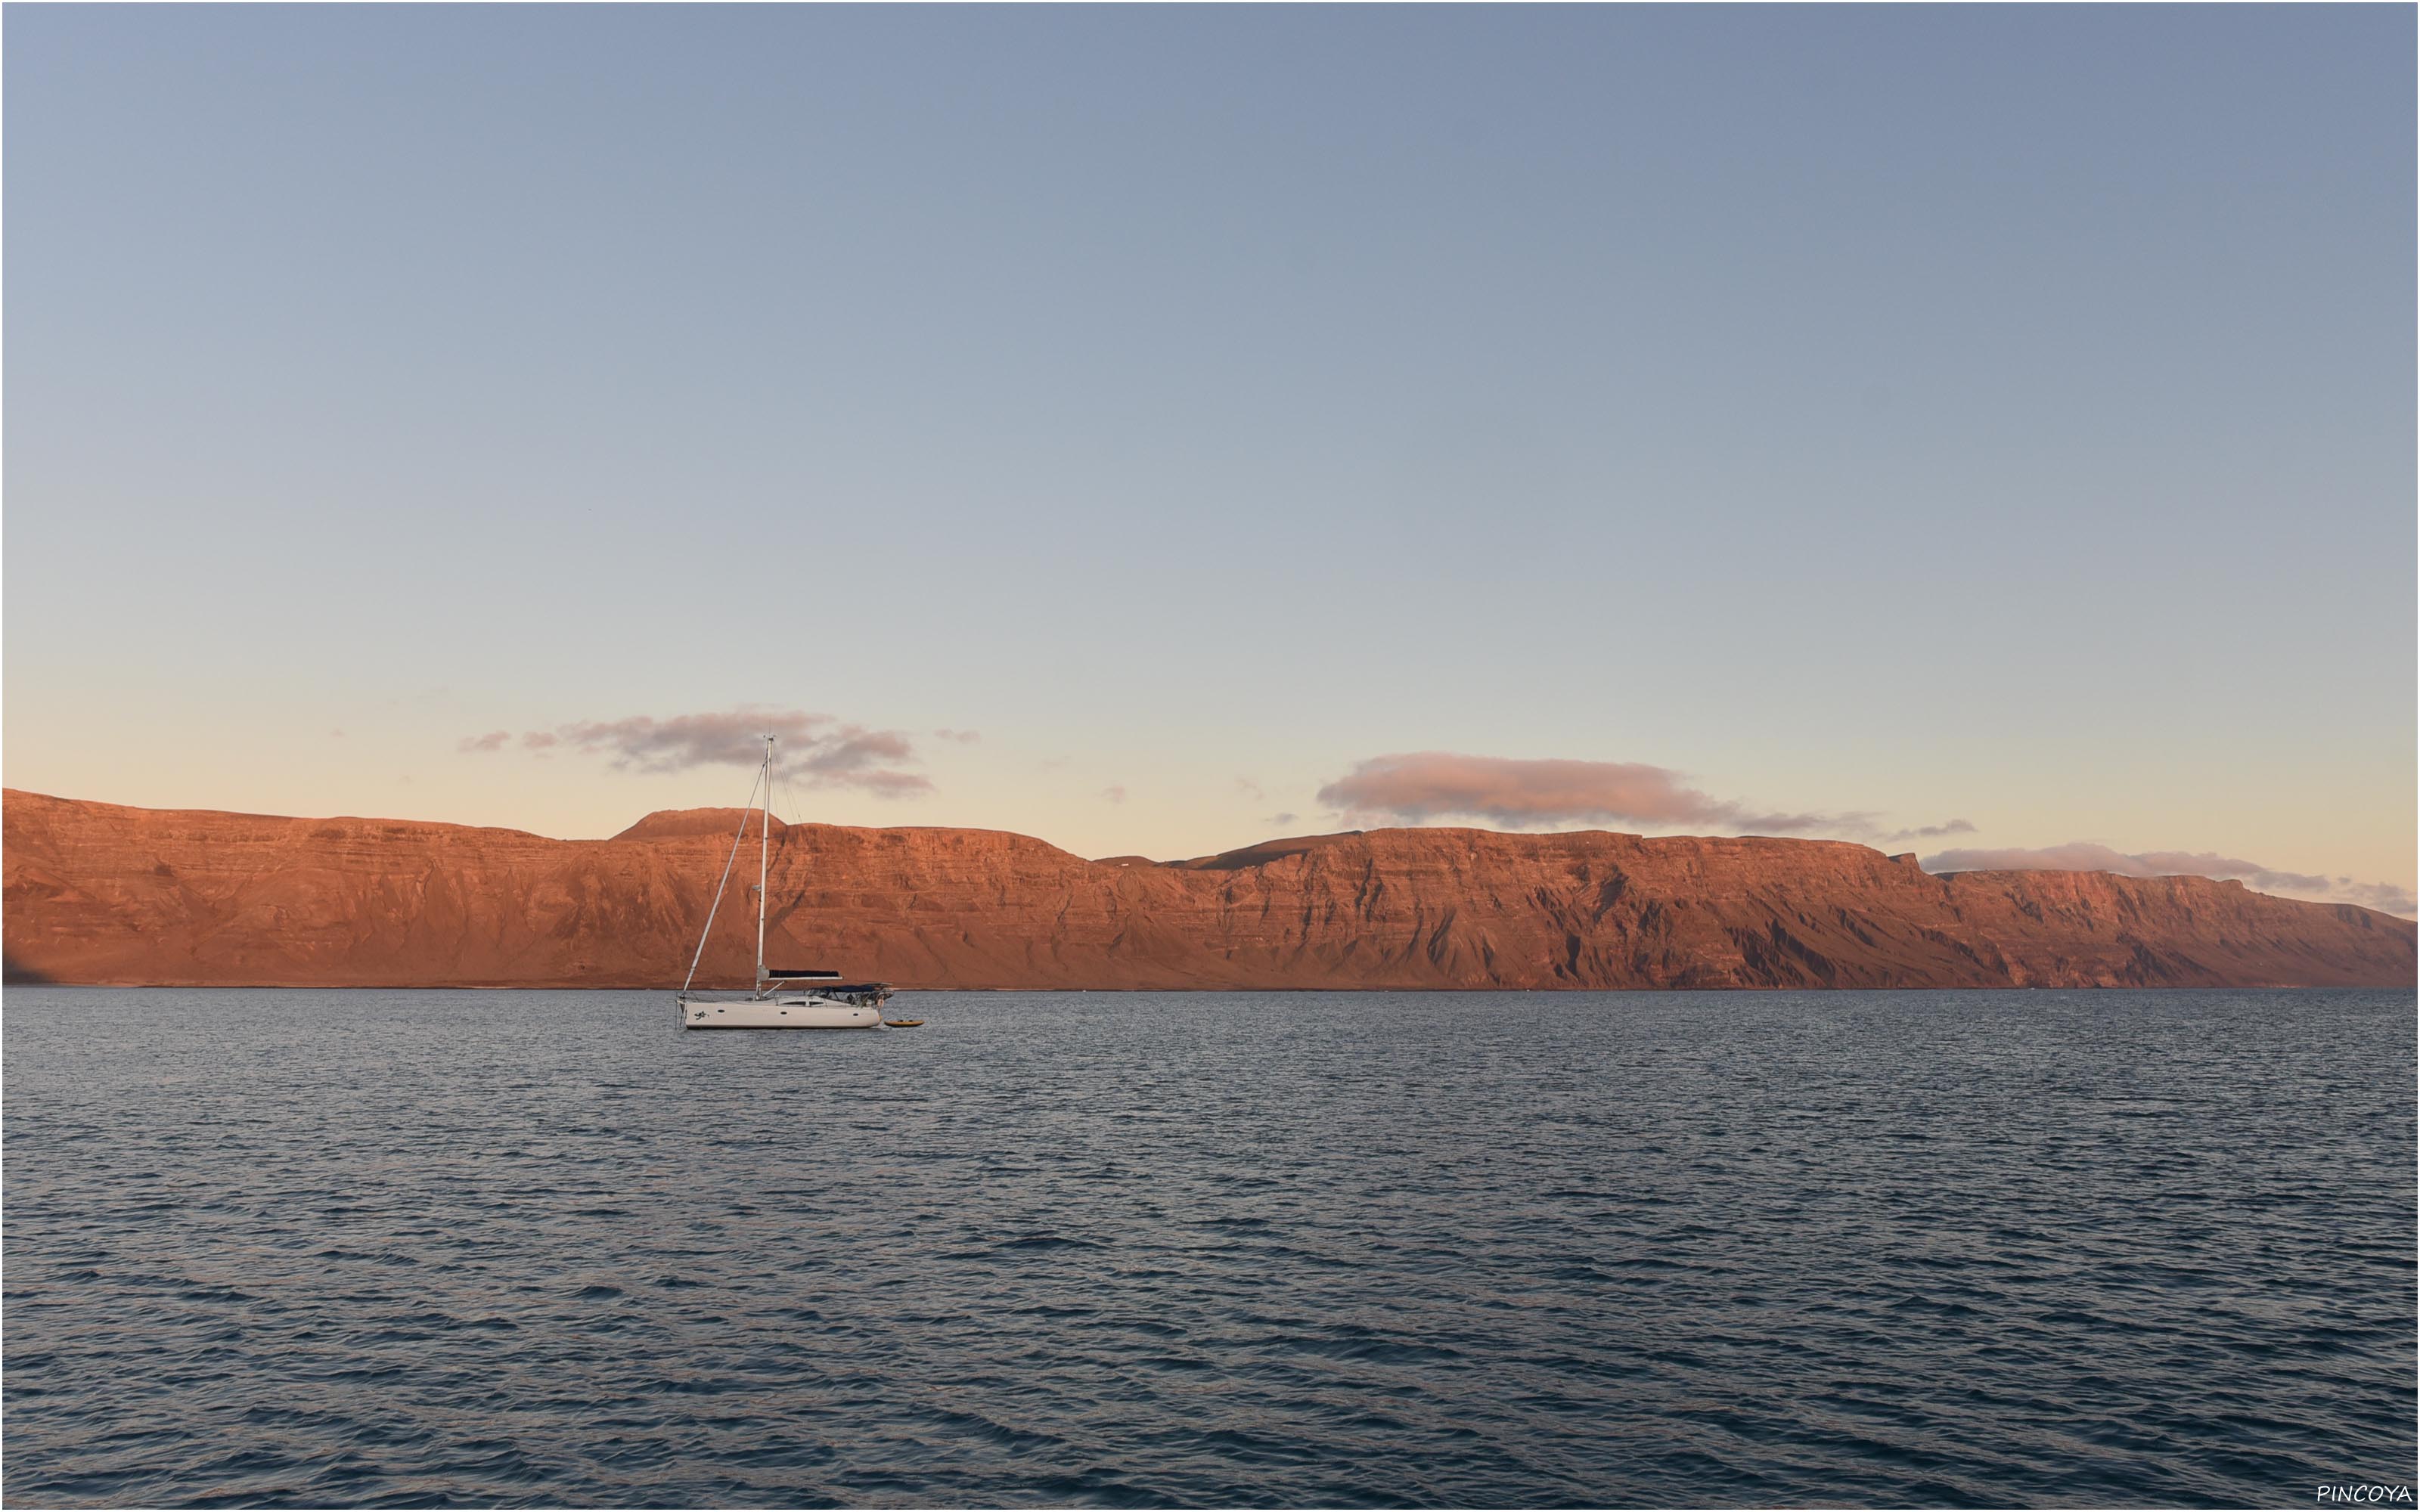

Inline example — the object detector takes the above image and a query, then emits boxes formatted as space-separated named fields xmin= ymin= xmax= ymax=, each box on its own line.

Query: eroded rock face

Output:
xmin=5 ymin=790 xmax=2412 ymax=990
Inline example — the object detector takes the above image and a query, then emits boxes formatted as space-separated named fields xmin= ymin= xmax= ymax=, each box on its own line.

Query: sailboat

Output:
xmin=674 ymin=733 xmax=895 ymax=1030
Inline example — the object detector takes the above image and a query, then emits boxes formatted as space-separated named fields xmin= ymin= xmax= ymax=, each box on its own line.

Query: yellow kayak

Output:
xmin=883 ymin=1018 xmax=925 ymax=1028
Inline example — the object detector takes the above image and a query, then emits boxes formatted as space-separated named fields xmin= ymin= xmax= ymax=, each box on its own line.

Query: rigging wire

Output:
xmin=678 ymin=761 xmax=765 ymax=996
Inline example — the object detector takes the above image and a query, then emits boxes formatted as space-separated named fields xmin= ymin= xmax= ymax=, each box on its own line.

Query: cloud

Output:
xmin=546 ymin=707 xmax=934 ymax=797
xmin=852 ymin=770 xmax=938 ymax=796
xmin=1235 ymin=776 xmax=1266 ymax=801
xmin=458 ymin=730 xmax=510 ymax=754
xmin=932 ymin=728 xmax=982 ymax=744
xmin=2130 ymin=850 xmax=2328 ymax=893
xmin=2334 ymin=880 xmax=2420 ymax=915
xmin=1101 ymin=785 xmax=1128 ymax=804
xmin=1922 ymin=843 xmax=2416 ymax=917
xmin=1883 ymin=819 xmax=1975 ymax=843
xmin=1317 ymin=752 xmax=1848 ymax=835
xmin=1267 ymin=811 xmax=1299 ymax=828
xmin=1928 ymin=843 xmax=2257 ymax=882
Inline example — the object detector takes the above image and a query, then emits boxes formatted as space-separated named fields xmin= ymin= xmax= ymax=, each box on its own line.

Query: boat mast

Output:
xmin=756 ymin=733 xmax=771 ymax=989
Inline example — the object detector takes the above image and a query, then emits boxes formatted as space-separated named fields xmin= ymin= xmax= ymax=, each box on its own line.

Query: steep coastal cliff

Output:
xmin=5 ymin=790 xmax=2411 ymax=990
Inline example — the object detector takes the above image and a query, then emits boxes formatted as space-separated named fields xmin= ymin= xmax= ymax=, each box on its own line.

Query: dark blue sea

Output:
xmin=5 ymin=987 xmax=2413 ymax=1507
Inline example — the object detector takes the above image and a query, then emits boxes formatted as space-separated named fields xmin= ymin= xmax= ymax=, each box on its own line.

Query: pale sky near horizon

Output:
xmin=6 ymin=7 xmax=2414 ymax=909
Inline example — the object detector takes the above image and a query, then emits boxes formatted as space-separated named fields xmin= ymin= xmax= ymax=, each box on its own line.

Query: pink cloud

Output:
xmin=1316 ymin=752 xmax=1849 ymax=835
xmin=457 ymin=730 xmax=510 ymax=754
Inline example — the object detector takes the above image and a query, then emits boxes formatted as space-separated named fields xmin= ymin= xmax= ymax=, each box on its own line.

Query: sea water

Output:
xmin=5 ymin=987 xmax=2412 ymax=1507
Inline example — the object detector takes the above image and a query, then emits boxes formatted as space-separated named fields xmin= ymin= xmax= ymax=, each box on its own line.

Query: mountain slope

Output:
xmin=4 ymin=790 xmax=2410 ymax=989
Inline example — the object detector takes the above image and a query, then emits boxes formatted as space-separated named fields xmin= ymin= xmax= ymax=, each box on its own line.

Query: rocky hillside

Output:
xmin=4 ymin=790 xmax=2411 ymax=990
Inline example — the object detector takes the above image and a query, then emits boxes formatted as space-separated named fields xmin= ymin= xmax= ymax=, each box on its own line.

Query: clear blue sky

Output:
xmin=7 ymin=6 xmax=2412 ymax=906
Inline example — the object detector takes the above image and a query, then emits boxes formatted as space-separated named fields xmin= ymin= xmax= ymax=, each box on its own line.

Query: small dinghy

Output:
xmin=883 ymin=1018 xmax=925 ymax=1029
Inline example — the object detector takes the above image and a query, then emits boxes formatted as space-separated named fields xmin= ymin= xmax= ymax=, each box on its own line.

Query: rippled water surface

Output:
xmin=6 ymin=988 xmax=2414 ymax=1507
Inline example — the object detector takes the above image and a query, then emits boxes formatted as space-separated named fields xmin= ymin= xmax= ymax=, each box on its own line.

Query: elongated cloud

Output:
xmin=533 ymin=707 xmax=934 ymax=797
xmin=1884 ymin=819 xmax=1976 ymax=843
xmin=1923 ymin=843 xmax=2416 ymax=917
xmin=1317 ymin=752 xmax=1851 ymax=835
xmin=2332 ymin=880 xmax=2420 ymax=915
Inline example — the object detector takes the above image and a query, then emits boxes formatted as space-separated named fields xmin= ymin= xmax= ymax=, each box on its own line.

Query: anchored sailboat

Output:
xmin=674 ymin=734 xmax=895 ymax=1030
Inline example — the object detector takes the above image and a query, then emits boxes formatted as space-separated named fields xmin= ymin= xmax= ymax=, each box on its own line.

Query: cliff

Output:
xmin=4 ymin=789 xmax=2411 ymax=990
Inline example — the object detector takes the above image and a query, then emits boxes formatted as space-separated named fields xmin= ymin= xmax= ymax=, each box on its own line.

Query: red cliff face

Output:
xmin=4 ymin=789 xmax=2411 ymax=990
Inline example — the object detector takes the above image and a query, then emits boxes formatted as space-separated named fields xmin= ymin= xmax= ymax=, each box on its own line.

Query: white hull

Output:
xmin=672 ymin=737 xmax=901 ymax=1032
xmin=680 ymin=996 xmax=883 ymax=1030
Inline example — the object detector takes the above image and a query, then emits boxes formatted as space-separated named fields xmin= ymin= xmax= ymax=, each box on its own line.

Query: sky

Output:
xmin=6 ymin=6 xmax=2413 ymax=912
